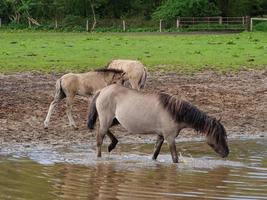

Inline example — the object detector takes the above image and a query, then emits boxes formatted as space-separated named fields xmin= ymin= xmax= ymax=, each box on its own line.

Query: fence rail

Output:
xmin=0 ymin=16 xmax=251 ymax=32
xmin=176 ymin=17 xmax=249 ymax=31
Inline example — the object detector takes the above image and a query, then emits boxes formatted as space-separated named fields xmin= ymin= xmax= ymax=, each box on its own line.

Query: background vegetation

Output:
xmin=0 ymin=31 xmax=266 ymax=73
xmin=0 ymin=0 xmax=266 ymax=31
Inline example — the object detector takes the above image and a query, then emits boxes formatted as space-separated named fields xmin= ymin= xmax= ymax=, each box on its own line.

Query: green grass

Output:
xmin=0 ymin=30 xmax=266 ymax=73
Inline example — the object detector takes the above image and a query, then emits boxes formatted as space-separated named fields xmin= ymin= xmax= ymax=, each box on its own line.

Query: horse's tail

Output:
xmin=139 ymin=67 xmax=147 ymax=89
xmin=87 ymin=91 xmax=100 ymax=129
xmin=55 ymin=79 xmax=66 ymax=100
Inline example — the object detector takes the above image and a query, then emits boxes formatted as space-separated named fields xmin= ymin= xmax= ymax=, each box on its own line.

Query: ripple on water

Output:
xmin=0 ymin=139 xmax=267 ymax=200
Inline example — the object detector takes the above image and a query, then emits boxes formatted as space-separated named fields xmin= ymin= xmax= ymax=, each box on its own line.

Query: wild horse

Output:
xmin=44 ymin=68 xmax=126 ymax=129
xmin=87 ymin=84 xmax=229 ymax=163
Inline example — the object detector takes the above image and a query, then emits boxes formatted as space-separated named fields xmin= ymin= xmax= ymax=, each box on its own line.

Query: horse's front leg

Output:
xmin=166 ymin=136 xmax=178 ymax=163
xmin=107 ymin=130 xmax=118 ymax=152
xmin=152 ymin=135 xmax=164 ymax=160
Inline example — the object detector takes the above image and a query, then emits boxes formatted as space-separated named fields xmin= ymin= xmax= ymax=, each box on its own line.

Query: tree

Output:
xmin=152 ymin=0 xmax=221 ymax=20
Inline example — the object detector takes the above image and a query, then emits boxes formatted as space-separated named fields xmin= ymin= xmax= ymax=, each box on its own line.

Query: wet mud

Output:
xmin=0 ymin=70 xmax=266 ymax=146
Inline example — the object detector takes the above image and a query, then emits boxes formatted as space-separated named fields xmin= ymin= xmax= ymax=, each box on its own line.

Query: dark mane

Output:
xmin=94 ymin=68 xmax=123 ymax=74
xmin=158 ymin=92 xmax=227 ymax=141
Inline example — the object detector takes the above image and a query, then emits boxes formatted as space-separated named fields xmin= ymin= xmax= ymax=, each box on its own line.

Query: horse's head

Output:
xmin=95 ymin=68 xmax=127 ymax=85
xmin=206 ymin=119 xmax=229 ymax=158
xmin=112 ymin=71 xmax=127 ymax=85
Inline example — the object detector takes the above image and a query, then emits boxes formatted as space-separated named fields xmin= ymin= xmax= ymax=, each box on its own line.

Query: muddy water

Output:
xmin=0 ymin=139 xmax=267 ymax=200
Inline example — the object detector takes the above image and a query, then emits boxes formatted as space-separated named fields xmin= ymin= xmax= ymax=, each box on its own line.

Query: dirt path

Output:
xmin=0 ymin=70 xmax=266 ymax=146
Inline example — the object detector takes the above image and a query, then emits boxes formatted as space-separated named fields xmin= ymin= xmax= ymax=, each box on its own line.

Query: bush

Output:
xmin=62 ymin=15 xmax=86 ymax=28
xmin=253 ymin=21 xmax=267 ymax=31
xmin=6 ymin=21 xmax=28 ymax=29
xmin=152 ymin=0 xmax=221 ymax=20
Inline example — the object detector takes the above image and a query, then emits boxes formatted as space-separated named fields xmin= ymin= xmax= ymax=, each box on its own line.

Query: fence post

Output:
xmin=176 ymin=18 xmax=180 ymax=28
xmin=159 ymin=19 xmax=162 ymax=32
xmin=250 ymin=17 xmax=253 ymax=31
xmin=219 ymin=16 xmax=222 ymax=25
xmin=0 ymin=18 xmax=1 ymax=28
xmin=55 ymin=18 xmax=58 ymax=29
xmin=86 ymin=19 xmax=89 ymax=32
xmin=122 ymin=20 xmax=126 ymax=32
xmin=246 ymin=16 xmax=250 ymax=31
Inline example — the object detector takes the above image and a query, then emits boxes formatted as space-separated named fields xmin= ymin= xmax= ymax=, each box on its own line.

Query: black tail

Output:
xmin=139 ymin=67 xmax=147 ymax=89
xmin=87 ymin=91 xmax=100 ymax=129
xmin=59 ymin=80 xmax=66 ymax=99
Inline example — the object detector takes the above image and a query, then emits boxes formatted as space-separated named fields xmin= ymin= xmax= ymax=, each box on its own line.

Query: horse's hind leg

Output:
xmin=129 ymin=78 xmax=140 ymax=91
xmin=152 ymin=135 xmax=164 ymax=160
xmin=44 ymin=96 xmax=63 ymax=129
xmin=107 ymin=130 xmax=118 ymax=152
xmin=97 ymin=114 xmax=114 ymax=157
xmin=96 ymin=128 xmax=106 ymax=157
xmin=66 ymin=95 xmax=77 ymax=130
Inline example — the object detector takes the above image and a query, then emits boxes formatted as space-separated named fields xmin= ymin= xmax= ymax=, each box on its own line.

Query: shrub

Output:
xmin=253 ymin=21 xmax=267 ymax=31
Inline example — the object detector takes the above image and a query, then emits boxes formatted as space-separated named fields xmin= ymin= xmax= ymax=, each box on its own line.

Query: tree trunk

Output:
xmin=89 ymin=0 xmax=96 ymax=31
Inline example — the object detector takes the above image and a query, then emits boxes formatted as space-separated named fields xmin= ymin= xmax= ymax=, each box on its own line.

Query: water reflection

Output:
xmin=0 ymin=139 xmax=266 ymax=200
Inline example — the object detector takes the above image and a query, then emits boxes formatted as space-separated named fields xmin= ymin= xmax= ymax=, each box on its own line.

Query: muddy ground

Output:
xmin=0 ymin=70 xmax=266 ymax=146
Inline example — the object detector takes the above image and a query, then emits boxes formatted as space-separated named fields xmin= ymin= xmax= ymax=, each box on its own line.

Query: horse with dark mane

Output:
xmin=44 ymin=68 xmax=127 ymax=129
xmin=87 ymin=84 xmax=229 ymax=163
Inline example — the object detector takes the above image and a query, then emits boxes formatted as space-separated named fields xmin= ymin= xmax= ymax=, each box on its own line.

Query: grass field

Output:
xmin=0 ymin=31 xmax=266 ymax=73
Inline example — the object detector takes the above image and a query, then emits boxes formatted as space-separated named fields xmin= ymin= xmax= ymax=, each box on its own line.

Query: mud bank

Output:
xmin=0 ymin=70 xmax=266 ymax=146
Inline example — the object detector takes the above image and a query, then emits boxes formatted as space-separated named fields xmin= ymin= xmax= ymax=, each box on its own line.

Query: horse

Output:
xmin=107 ymin=59 xmax=147 ymax=90
xmin=44 ymin=68 xmax=126 ymax=129
xmin=87 ymin=84 xmax=229 ymax=163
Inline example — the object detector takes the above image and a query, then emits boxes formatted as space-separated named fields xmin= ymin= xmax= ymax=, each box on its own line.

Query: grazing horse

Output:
xmin=107 ymin=59 xmax=147 ymax=90
xmin=44 ymin=68 xmax=126 ymax=129
xmin=87 ymin=84 xmax=229 ymax=163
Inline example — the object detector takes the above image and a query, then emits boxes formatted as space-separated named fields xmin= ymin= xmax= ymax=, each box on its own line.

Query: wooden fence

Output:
xmin=0 ymin=16 xmax=250 ymax=32
xmin=173 ymin=17 xmax=250 ymax=31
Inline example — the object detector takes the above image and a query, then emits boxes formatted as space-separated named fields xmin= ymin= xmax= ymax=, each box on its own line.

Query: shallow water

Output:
xmin=0 ymin=139 xmax=267 ymax=200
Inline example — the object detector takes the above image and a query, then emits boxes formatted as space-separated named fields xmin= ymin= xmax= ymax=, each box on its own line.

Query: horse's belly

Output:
xmin=119 ymin=121 xmax=156 ymax=134
xmin=115 ymin=111 xmax=160 ymax=134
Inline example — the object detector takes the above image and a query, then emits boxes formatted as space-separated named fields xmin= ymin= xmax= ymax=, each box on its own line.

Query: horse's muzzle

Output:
xmin=221 ymin=149 xmax=229 ymax=158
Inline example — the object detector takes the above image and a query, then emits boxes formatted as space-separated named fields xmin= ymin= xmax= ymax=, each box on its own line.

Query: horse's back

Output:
xmin=60 ymin=71 xmax=104 ymax=96
xmin=108 ymin=59 xmax=144 ymax=73
xmin=97 ymin=85 xmax=174 ymax=134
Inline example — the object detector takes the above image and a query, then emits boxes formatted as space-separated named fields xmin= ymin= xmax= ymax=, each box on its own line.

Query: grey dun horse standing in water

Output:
xmin=44 ymin=69 xmax=126 ymax=129
xmin=87 ymin=84 xmax=229 ymax=163
xmin=107 ymin=59 xmax=147 ymax=90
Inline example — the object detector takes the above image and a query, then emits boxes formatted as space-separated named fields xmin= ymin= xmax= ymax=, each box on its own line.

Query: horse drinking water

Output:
xmin=87 ymin=84 xmax=229 ymax=163
xmin=44 ymin=68 xmax=126 ymax=129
